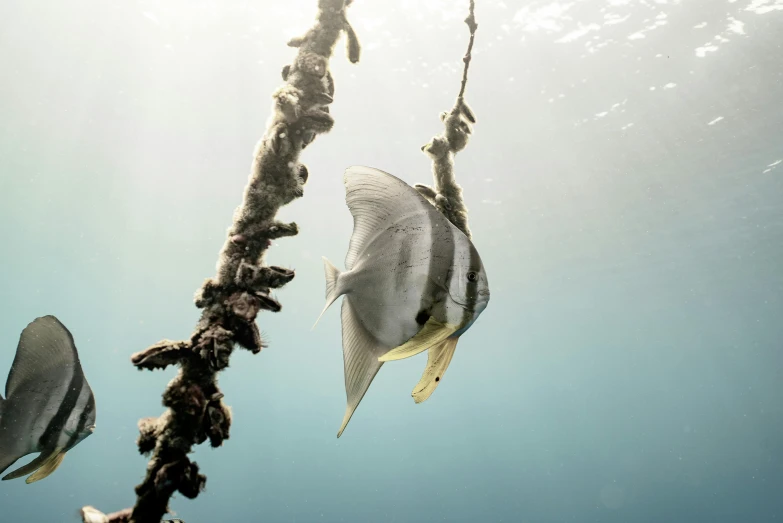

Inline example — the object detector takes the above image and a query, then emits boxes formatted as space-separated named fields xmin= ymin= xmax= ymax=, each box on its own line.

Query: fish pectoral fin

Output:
xmin=25 ymin=448 xmax=66 ymax=484
xmin=412 ymin=337 xmax=459 ymax=404
xmin=378 ymin=317 xmax=460 ymax=362
xmin=2 ymin=448 xmax=62 ymax=482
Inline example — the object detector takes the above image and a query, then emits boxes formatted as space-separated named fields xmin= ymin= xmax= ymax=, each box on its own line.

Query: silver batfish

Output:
xmin=0 ymin=316 xmax=96 ymax=483
xmin=316 ymin=166 xmax=490 ymax=437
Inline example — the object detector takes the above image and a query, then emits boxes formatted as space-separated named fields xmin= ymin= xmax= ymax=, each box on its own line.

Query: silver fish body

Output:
xmin=317 ymin=166 xmax=490 ymax=437
xmin=0 ymin=315 xmax=96 ymax=483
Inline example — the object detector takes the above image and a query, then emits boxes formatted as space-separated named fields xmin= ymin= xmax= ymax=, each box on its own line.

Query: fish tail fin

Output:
xmin=313 ymin=256 xmax=344 ymax=330
xmin=322 ymin=256 xmax=341 ymax=303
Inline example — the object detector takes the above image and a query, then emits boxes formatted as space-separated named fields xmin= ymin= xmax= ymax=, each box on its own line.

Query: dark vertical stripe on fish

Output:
xmin=63 ymin=388 xmax=94 ymax=451
xmin=39 ymin=365 xmax=83 ymax=450
xmin=461 ymin=244 xmax=480 ymax=327
xmin=395 ymin=233 xmax=415 ymax=294
xmin=421 ymin=208 xmax=455 ymax=317
xmin=75 ymin=391 xmax=95 ymax=437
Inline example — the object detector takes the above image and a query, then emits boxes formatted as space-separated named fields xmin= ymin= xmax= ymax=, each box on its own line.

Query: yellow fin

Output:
xmin=378 ymin=317 xmax=459 ymax=362
xmin=2 ymin=448 xmax=57 ymax=481
xmin=412 ymin=337 xmax=459 ymax=403
xmin=25 ymin=449 xmax=66 ymax=484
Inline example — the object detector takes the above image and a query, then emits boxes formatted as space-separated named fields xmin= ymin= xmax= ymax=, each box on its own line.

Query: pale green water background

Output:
xmin=1 ymin=0 xmax=782 ymax=521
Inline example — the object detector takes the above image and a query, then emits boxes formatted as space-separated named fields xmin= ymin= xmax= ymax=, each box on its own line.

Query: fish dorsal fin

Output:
xmin=336 ymin=297 xmax=389 ymax=438
xmin=6 ymin=316 xmax=82 ymax=399
xmin=342 ymin=165 xmax=442 ymax=271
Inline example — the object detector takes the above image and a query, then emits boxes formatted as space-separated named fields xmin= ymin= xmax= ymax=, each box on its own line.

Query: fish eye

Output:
xmin=467 ymin=271 xmax=478 ymax=282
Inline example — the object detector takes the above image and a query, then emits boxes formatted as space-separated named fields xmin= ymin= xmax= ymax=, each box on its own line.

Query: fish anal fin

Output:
xmin=412 ymin=337 xmax=459 ymax=404
xmin=378 ymin=317 xmax=459 ymax=362
xmin=337 ymin=298 xmax=387 ymax=438
xmin=336 ymin=406 xmax=355 ymax=439
xmin=26 ymin=449 xmax=66 ymax=484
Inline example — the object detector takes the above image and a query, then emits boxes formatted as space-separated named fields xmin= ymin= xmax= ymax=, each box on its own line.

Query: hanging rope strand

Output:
xmin=458 ymin=0 xmax=478 ymax=100
xmin=80 ymin=1 xmax=360 ymax=521
xmin=415 ymin=0 xmax=480 ymax=239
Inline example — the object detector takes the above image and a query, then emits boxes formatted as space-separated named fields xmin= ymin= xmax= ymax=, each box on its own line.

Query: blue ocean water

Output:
xmin=1 ymin=0 xmax=782 ymax=521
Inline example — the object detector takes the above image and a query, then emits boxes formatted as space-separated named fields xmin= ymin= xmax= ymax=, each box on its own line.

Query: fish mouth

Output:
xmin=87 ymin=425 xmax=96 ymax=434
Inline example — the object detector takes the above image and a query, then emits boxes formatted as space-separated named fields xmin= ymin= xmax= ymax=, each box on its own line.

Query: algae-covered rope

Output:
xmin=80 ymin=1 xmax=360 ymax=521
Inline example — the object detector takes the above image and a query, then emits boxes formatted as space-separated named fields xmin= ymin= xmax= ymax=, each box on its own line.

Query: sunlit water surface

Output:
xmin=1 ymin=0 xmax=782 ymax=521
